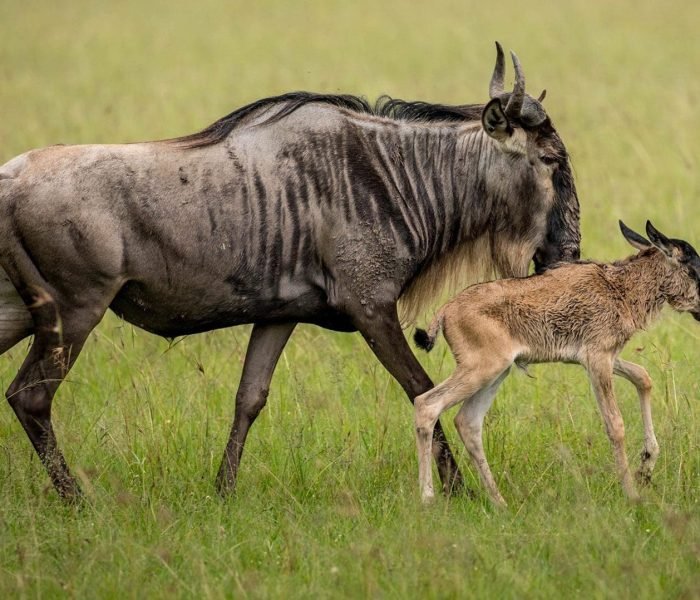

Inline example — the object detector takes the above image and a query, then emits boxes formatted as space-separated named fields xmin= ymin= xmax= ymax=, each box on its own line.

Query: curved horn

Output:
xmin=645 ymin=220 xmax=675 ymax=255
xmin=489 ymin=41 xmax=505 ymax=98
xmin=505 ymin=51 xmax=526 ymax=117
xmin=619 ymin=220 xmax=651 ymax=250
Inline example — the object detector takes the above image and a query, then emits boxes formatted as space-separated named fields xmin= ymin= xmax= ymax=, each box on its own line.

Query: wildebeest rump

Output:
xmin=0 ymin=43 xmax=580 ymax=499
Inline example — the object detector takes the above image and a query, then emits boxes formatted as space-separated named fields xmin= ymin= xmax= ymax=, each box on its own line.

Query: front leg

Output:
xmin=350 ymin=302 xmax=464 ymax=495
xmin=613 ymin=358 xmax=659 ymax=485
xmin=587 ymin=356 xmax=639 ymax=501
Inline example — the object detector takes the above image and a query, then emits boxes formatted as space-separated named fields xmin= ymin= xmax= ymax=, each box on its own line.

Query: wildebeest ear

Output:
xmin=646 ymin=220 xmax=682 ymax=260
xmin=482 ymin=98 xmax=511 ymax=140
xmin=619 ymin=220 xmax=650 ymax=251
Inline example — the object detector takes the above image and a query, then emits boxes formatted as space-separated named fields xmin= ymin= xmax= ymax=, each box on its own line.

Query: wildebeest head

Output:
xmin=482 ymin=42 xmax=580 ymax=273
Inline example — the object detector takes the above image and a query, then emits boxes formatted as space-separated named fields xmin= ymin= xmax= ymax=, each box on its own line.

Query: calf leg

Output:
xmin=587 ymin=358 xmax=639 ymax=501
xmin=414 ymin=375 xmax=475 ymax=502
xmin=613 ymin=358 xmax=659 ymax=485
xmin=453 ymin=369 xmax=510 ymax=507
xmin=216 ymin=322 xmax=295 ymax=495
xmin=414 ymin=363 xmax=510 ymax=503
xmin=352 ymin=304 xmax=463 ymax=495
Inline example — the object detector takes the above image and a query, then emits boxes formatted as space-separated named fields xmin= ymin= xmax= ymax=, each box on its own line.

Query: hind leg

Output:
xmin=453 ymin=369 xmax=510 ymax=507
xmin=415 ymin=361 xmax=511 ymax=503
xmin=414 ymin=374 xmax=481 ymax=502
xmin=6 ymin=287 xmax=112 ymax=500
xmin=216 ymin=322 xmax=296 ymax=495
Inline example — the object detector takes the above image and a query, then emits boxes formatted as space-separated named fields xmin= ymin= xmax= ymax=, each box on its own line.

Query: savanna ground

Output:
xmin=1 ymin=0 xmax=699 ymax=597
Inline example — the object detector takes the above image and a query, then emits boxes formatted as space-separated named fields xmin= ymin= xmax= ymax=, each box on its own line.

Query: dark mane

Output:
xmin=173 ymin=91 xmax=485 ymax=149
xmin=375 ymin=96 xmax=483 ymax=123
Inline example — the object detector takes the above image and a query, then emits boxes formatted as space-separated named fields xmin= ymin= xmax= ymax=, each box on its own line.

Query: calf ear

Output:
xmin=482 ymin=98 xmax=511 ymax=140
xmin=619 ymin=220 xmax=650 ymax=251
xmin=646 ymin=221 xmax=682 ymax=260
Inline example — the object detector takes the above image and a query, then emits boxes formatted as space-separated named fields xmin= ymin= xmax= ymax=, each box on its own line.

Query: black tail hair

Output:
xmin=413 ymin=328 xmax=434 ymax=352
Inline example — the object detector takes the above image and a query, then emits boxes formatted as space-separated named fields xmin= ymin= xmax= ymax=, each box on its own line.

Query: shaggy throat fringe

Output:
xmin=398 ymin=234 xmax=533 ymax=327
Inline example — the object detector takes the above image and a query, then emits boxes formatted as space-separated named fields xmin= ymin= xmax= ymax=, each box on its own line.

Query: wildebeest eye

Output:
xmin=539 ymin=155 xmax=558 ymax=165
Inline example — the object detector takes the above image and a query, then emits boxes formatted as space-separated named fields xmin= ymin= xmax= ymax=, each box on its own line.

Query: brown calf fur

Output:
xmin=414 ymin=220 xmax=700 ymax=506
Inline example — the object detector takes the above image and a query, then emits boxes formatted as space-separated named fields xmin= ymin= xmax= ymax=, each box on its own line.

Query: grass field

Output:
xmin=1 ymin=0 xmax=700 ymax=597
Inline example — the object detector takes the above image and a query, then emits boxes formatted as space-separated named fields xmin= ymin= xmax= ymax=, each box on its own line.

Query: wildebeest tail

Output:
xmin=28 ymin=285 xmax=63 ymax=347
xmin=0 ymin=171 xmax=39 ymax=355
xmin=413 ymin=309 xmax=445 ymax=352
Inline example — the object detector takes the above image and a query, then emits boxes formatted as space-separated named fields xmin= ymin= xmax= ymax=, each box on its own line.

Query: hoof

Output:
xmin=54 ymin=477 xmax=83 ymax=505
xmin=442 ymin=473 xmax=476 ymax=499
xmin=421 ymin=489 xmax=436 ymax=505
xmin=625 ymin=488 xmax=641 ymax=504
xmin=635 ymin=469 xmax=653 ymax=487
xmin=215 ymin=475 xmax=237 ymax=498
xmin=492 ymin=496 xmax=508 ymax=510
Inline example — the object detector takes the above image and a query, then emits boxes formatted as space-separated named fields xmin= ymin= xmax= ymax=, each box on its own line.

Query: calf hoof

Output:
xmin=421 ymin=489 xmax=436 ymax=505
xmin=491 ymin=495 xmax=508 ymax=510
xmin=625 ymin=488 xmax=641 ymax=504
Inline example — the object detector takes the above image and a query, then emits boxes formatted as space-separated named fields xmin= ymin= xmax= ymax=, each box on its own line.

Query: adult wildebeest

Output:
xmin=0 ymin=43 xmax=579 ymax=500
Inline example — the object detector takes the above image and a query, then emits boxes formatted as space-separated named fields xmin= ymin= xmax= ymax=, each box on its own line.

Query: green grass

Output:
xmin=1 ymin=0 xmax=700 ymax=597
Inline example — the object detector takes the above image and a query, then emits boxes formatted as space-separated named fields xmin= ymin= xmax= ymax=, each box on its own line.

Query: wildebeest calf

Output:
xmin=413 ymin=221 xmax=700 ymax=506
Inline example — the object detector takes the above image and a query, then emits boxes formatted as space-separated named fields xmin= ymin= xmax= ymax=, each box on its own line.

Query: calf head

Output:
xmin=620 ymin=220 xmax=700 ymax=320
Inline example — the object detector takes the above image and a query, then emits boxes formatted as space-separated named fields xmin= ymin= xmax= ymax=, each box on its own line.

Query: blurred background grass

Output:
xmin=0 ymin=0 xmax=699 ymax=597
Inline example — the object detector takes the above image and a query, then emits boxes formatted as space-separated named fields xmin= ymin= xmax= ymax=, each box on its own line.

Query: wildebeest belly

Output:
xmin=109 ymin=275 xmax=354 ymax=337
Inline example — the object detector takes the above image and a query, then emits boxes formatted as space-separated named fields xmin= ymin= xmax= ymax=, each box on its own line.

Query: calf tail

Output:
xmin=413 ymin=309 xmax=445 ymax=352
